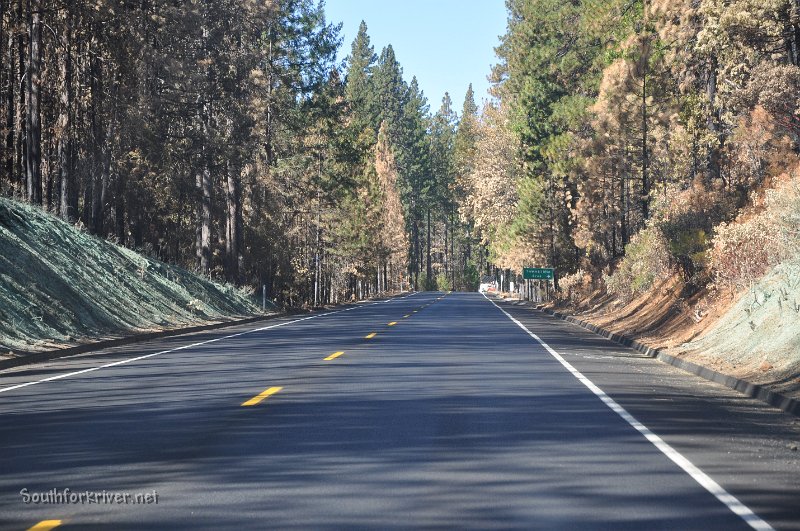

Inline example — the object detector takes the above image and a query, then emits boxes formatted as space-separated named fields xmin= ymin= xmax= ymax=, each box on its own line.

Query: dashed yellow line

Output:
xmin=388 ymin=321 xmax=397 ymax=326
xmin=242 ymin=386 xmax=283 ymax=407
xmin=403 ymin=314 xmax=411 ymax=318
xmin=27 ymin=521 xmax=62 ymax=531
xmin=365 ymin=332 xmax=377 ymax=339
xmin=324 ymin=351 xmax=344 ymax=361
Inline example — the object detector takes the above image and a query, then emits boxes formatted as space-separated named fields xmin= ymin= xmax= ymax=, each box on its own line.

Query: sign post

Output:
xmin=523 ymin=268 xmax=554 ymax=302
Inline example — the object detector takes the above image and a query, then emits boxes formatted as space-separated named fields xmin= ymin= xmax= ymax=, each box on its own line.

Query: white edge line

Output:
xmin=482 ymin=293 xmax=774 ymax=531
xmin=0 ymin=294 xmax=415 ymax=395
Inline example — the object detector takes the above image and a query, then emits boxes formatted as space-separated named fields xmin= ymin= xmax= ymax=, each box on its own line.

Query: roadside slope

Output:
xmin=545 ymin=264 xmax=800 ymax=400
xmin=670 ymin=262 xmax=800 ymax=398
xmin=0 ymin=198 xmax=267 ymax=354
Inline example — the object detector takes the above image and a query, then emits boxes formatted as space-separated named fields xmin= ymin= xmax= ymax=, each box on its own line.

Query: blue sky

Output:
xmin=323 ymin=0 xmax=508 ymax=113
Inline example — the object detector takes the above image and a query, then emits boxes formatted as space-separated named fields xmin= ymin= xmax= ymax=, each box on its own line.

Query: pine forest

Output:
xmin=1 ymin=0 xmax=799 ymax=309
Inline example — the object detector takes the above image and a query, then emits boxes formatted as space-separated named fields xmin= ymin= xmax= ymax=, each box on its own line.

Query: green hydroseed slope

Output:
xmin=0 ymin=198 xmax=266 ymax=352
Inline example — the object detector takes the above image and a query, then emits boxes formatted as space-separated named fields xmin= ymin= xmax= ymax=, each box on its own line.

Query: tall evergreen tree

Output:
xmin=373 ymin=45 xmax=408 ymax=142
xmin=399 ymin=77 xmax=430 ymax=288
xmin=344 ymin=21 xmax=377 ymax=140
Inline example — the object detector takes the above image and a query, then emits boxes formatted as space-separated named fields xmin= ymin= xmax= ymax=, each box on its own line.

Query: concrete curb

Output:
xmin=511 ymin=301 xmax=799 ymax=417
xmin=0 ymin=291 xmax=415 ymax=372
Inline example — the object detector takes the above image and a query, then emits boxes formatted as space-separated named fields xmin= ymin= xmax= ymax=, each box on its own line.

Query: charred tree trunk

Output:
xmin=787 ymin=0 xmax=799 ymax=66
xmin=15 ymin=0 xmax=24 ymax=200
xmin=225 ymin=163 xmax=242 ymax=284
xmin=113 ymin=175 xmax=125 ymax=242
xmin=3 ymin=0 xmax=15 ymax=192
xmin=618 ymin=158 xmax=628 ymax=250
xmin=196 ymin=159 xmax=212 ymax=276
xmin=90 ymin=58 xmax=117 ymax=236
xmin=25 ymin=0 xmax=41 ymax=204
xmin=706 ymin=55 xmax=722 ymax=183
xmin=58 ymin=6 xmax=75 ymax=221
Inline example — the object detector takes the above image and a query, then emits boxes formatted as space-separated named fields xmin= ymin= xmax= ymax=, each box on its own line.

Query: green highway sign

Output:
xmin=523 ymin=267 xmax=554 ymax=280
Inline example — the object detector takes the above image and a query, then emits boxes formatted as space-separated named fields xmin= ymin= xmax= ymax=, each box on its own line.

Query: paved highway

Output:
xmin=0 ymin=292 xmax=798 ymax=530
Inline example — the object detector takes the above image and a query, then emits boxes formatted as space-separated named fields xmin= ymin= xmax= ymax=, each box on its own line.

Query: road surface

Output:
xmin=1 ymin=292 xmax=798 ymax=530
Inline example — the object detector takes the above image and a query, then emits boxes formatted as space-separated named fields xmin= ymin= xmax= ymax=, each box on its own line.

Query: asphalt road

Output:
xmin=0 ymin=292 xmax=798 ymax=530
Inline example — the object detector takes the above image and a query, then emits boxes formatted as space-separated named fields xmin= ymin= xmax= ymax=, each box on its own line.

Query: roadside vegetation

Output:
xmin=478 ymin=0 xmax=800 ymax=394
xmin=0 ymin=2 xmax=485 ymax=307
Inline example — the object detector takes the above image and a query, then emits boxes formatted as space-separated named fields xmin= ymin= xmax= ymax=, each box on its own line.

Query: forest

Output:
xmin=486 ymin=0 xmax=800 ymax=302
xmin=2 ymin=0 xmax=799 ymax=308
xmin=0 ymin=0 xmax=488 ymax=307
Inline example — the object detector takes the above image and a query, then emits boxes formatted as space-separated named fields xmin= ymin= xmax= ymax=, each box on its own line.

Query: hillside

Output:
xmin=552 ymin=266 xmax=800 ymax=399
xmin=0 ymin=198 xmax=268 ymax=354
xmin=670 ymin=262 xmax=800 ymax=398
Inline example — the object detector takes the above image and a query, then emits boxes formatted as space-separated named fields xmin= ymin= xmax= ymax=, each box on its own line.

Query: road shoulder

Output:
xmin=491 ymin=295 xmax=800 ymax=531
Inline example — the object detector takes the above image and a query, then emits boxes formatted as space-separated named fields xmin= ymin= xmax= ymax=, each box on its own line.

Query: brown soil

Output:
xmin=548 ymin=273 xmax=800 ymax=400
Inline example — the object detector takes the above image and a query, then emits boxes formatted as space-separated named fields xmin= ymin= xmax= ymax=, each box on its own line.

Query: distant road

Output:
xmin=1 ymin=292 xmax=798 ymax=530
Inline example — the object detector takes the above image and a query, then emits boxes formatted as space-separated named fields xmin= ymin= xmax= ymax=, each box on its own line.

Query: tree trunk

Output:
xmin=794 ymin=0 xmax=800 ymax=66
xmin=0 ymin=0 xmax=5 ymax=187
xmin=114 ymin=169 xmax=125 ymax=242
xmin=706 ymin=55 xmax=721 ymax=183
xmin=412 ymin=215 xmax=419 ymax=290
xmin=451 ymin=211 xmax=456 ymax=290
xmin=14 ymin=0 xmax=24 ymax=200
xmin=426 ymin=207 xmax=432 ymax=285
xmin=3 ymin=1 xmax=15 ymax=192
xmin=787 ymin=0 xmax=799 ymax=66
xmin=90 ymin=51 xmax=104 ymax=233
xmin=197 ymin=160 xmax=212 ymax=276
xmin=25 ymin=0 xmax=42 ymax=204
xmin=58 ymin=6 xmax=75 ymax=221
xmin=225 ymin=163 xmax=242 ymax=284
xmin=443 ymin=215 xmax=448 ymax=282
xmin=618 ymin=158 xmax=628 ymax=249
xmin=640 ymin=54 xmax=649 ymax=222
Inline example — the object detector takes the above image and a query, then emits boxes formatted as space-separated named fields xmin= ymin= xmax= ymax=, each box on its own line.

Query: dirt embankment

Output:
xmin=549 ymin=267 xmax=800 ymax=400
xmin=0 ymin=198 xmax=270 ymax=355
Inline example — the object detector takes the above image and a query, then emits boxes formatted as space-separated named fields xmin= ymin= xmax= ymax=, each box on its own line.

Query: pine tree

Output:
xmin=344 ymin=21 xmax=378 ymax=142
xmin=454 ymin=84 xmax=479 ymax=199
xmin=373 ymin=45 xmax=408 ymax=143
xmin=399 ymin=77 xmax=430 ymax=289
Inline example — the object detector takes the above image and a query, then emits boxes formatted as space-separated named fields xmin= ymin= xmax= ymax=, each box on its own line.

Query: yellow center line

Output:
xmin=242 ymin=386 xmax=283 ymax=407
xmin=387 ymin=321 xmax=397 ymax=326
xmin=324 ymin=351 xmax=344 ymax=361
xmin=403 ymin=314 xmax=411 ymax=318
xmin=27 ymin=522 xmax=62 ymax=531
xmin=365 ymin=332 xmax=377 ymax=339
